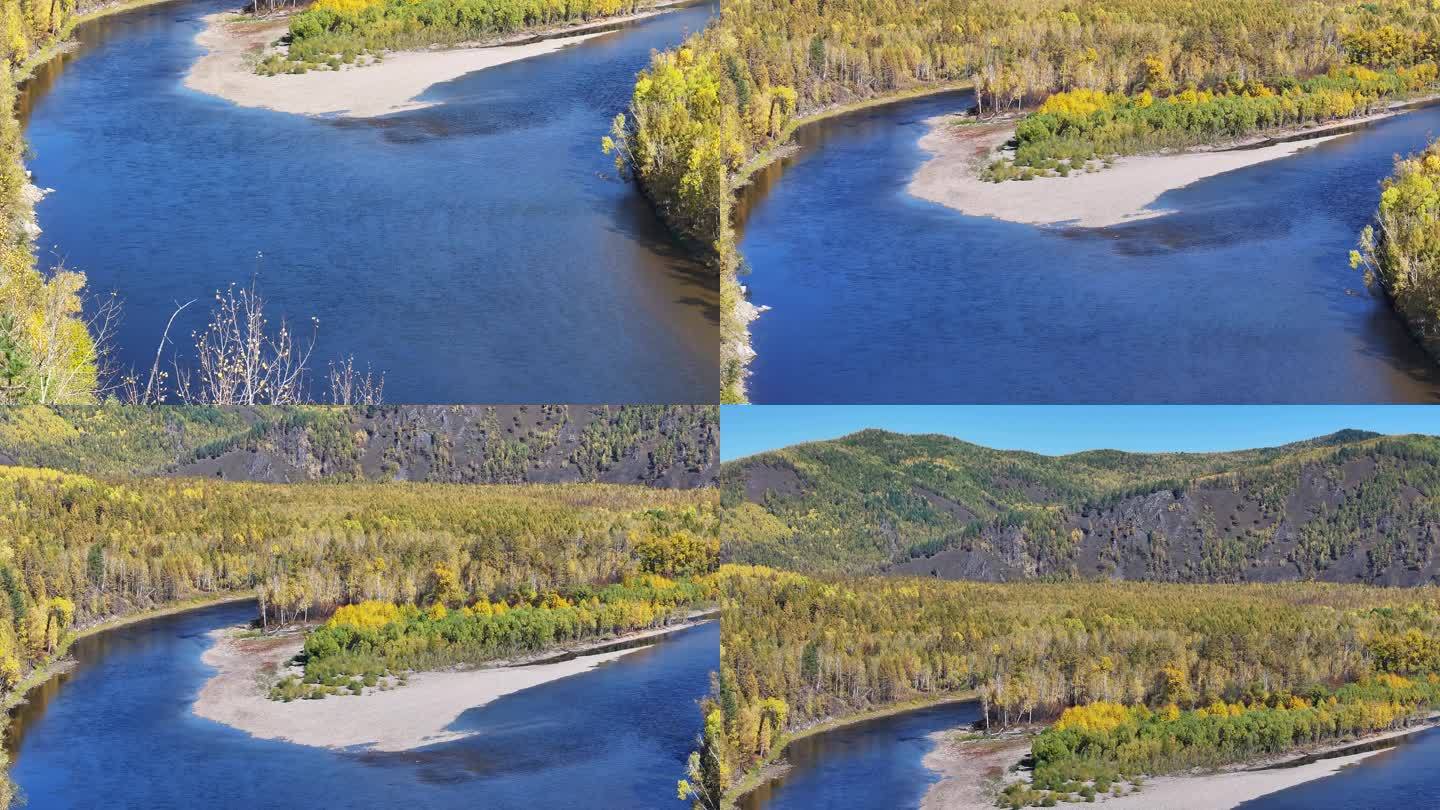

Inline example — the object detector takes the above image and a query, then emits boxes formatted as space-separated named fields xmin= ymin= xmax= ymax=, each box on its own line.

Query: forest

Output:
xmin=1353 ymin=136 xmax=1440 ymax=368
xmin=610 ymin=0 xmax=1440 ymax=397
xmin=722 ymin=428 xmax=1440 ymax=585
xmin=0 ymin=464 xmax=717 ymax=802
xmin=264 ymin=0 xmax=655 ymax=73
xmin=686 ymin=565 xmax=1440 ymax=809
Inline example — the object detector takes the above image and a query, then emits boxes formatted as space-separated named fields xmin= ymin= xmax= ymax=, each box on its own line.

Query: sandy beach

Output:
xmin=193 ymin=618 xmax=710 ymax=751
xmin=184 ymin=5 xmax=679 ymax=118
xmin=921 ymin=719 xmax=1438 ymax=809
xmin=909 ymin=100 xmax=1436 ymax=229
xmin=921 ymin=730 xmax=1033 ymax=810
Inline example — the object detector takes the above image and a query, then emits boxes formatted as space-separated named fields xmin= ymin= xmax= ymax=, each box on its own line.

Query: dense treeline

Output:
xmin=263 ymin=0 xmax=652 ymax=73
xmin=613 ymin=0 xmax=1440 ymax=397
xmin=685 ymin=565 xmax=1440 ymax=809
xmin=1353 ymin=137 xmax=1440 ymax=365
xmin=0 ymin=469 xmax=717 ymax=634
xmin=0 ymin=466 xmax=716 ymax=681
xmin=722 ymin=428 xmax=1440 ymax=582
xmin=0 ymin=0 xmax=99 ymax=406
xmin=281 ymin=572 xmax=714 ymax=698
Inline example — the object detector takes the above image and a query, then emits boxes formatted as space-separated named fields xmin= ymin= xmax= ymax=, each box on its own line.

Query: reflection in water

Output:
xmin=20 ymin=0 xmax=717 ymax=403
xmin=9 ymin=601 xmax=716 ymax=809
xmin=738 ymin=700 xmax=980 ymax=810
xmin=736 ymin=90 xmax=1440 ymax=404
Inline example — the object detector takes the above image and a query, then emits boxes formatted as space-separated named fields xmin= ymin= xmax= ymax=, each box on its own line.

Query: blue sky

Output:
xmin=720 ymin=406 xmax=1440 ymax=461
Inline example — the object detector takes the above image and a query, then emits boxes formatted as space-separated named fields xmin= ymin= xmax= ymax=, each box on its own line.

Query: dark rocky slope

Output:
xmin=723 ymin=428 xmax=1440 ymax=585
xmin=0 ymin=405 xmax=718 ymax=487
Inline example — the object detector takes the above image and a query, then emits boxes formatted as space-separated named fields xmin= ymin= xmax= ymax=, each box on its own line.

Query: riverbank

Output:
xmin=910 ymin=96 xmax=1440 ymax=228
xmin=193 ymin=615 xmax=714 ymax=751
xmin=724 ymin=81 xmax=970 ymax=402
xmin=921 ymin=729 xmax=1032 ymax=810
xmin=725 ymin=693 xmax=978 ymax=806
xmin=921 ymin=715 xmax=1440 ymax=809
xmin=3 ymin=591 xmax=256 ymax=714
xmin=73 ymin=0 xmax=183 ymax=25
xmin=184 ymin=3 xmax=687 ymax=118
xmin=731 ymin=82 xmax=972 ymax=192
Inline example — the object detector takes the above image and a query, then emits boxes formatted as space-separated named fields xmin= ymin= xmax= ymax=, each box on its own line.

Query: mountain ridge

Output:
xmin=721 ymin=428 xmax=1440 ymax=585
xmin=0 ymin=405 xmax=718 ymax=487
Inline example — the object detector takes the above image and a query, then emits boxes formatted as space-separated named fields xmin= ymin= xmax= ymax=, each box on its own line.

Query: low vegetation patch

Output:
xmin=275 ymin=574 xmax=713 ymax=698
xmin=258 ymin=0 xmax=650 ymax=74
xmin=1000 ymin=675 xmax=1440 ymax=807
xmin=985 ymin=65 xmax=1440 ymax=181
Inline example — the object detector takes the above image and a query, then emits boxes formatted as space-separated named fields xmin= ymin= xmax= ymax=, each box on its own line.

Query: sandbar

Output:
xmin=193 ymin=618 xmax=709 ymax=751
xmin=184 ymin=4 xmax=680 ymax=118
xmin=909 ymin=100 xmax=1437 ymax=228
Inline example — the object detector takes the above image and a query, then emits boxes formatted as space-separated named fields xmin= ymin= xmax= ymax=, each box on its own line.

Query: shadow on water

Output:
xmin=1240 ymin=726 xmax=1440 ymax=809
xmin=8 ymin=601 xmax=716 ymax=809
xmin=735 ymin=88 xmax=1440 ymax=404
xmin=737 ymin=699 xmax=981 ymax=810
xmin=18 ymin=0 xmax=719 ymax=403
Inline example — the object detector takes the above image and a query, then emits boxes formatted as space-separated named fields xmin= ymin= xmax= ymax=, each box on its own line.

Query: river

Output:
xmin=736 ymin=700 xmax=1440 ymax=810
xmin=736 ymin=91 xmax=1440 ymax=404
xmin=7 ymin=600 xmax=717 ymax=808
xmin=1241 ymin=725 xmax=1440 ymax=810
xmin=736 ymin=701 xmax=981 ymax=810
xmin=20 ymin=0 xmax=718 ymax=403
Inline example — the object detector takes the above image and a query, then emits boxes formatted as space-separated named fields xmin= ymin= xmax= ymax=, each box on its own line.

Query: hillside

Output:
xmin=721 ymin=428 xmax=1440 ymax=585
xmin=0 ymin=404 xmax=718 ymax=486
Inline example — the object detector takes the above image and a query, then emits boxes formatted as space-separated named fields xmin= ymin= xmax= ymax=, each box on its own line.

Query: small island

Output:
xmin=911 ymin=71 xmax=1440 ymax=228
xmin=185 ymin=0 xmax=690 ymax=117
xmin=197 ymin=596 xmax=717 ymax=751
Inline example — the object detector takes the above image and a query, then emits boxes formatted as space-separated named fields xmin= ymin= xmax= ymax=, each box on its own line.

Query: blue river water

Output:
xmin=736 ymin=700 xmax=1440 ymax=810
xmin=736 ymin=701 xmax=981 ymax=810
xmin=8 ymin=600 xmax=716 ymax=808
xmin=20 ymin=0 xmax=718 ymax=403
xmin=736 ymin=91 xmax=1440 ymax=404
xmin=1241 ymin=725 xmax=1440 ymax=810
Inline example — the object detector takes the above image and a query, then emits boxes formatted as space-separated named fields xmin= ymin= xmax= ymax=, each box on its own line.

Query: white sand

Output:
xmin=921 ymin=731 xmax=1033 ymax=810
xmin=1088 ymin=749 xmax=1383 ymax=809
xmin=183 ymin=7 xmax=673 ymax=118
xmin=921 ymin=720 xmax=1436 ymax=809
xmin=192 ymin=623 xmax=693 ymax=751
xmin=909 ymin=119 xmax=1347 ymax=228
xmin=909 ymin=99 xmax=1438 ymax=228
